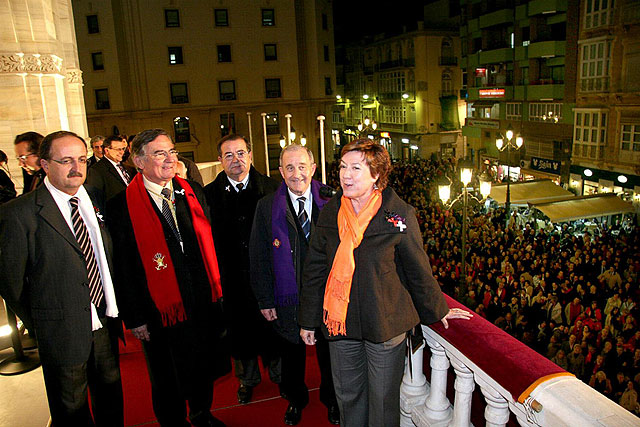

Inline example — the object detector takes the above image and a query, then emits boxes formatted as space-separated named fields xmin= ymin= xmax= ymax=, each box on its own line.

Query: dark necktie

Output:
xmin=297 ymin=197 xmax=310 ymax=240
xmin=161 ymin=188 xmax=182 ymax=242
xmin=236 ymin=183 xmax=244 ymax=192
xmin=116 ymin=163 xmax=131 ymax=185
xmin=69 ymin=197 xmax=104 ymax=309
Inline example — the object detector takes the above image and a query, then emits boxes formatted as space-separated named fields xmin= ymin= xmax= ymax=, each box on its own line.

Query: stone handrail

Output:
xmin=399 ymin=307 xmax=639 ymax=426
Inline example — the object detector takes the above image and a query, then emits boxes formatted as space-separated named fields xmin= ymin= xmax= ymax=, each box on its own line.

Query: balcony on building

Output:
xmin=439 ymin=56 xmax=458 ymax=66
xmin=398 ymin=295 xmax=639 ymax=427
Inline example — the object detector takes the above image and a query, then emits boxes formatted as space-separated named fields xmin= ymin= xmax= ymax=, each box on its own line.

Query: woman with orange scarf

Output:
xmin=299 ymin=139 xmax=471 ymax=427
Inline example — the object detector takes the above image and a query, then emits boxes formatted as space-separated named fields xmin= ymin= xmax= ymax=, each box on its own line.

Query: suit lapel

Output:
xmin=106 ymin=160 xmax=126 ymax=185
xmin=35 ymin=186 xmax=83 ymax=254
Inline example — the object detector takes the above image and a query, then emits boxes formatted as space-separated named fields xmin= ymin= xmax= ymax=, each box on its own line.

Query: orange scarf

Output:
xmin=323 ymin=189 xmax=382 ymax=336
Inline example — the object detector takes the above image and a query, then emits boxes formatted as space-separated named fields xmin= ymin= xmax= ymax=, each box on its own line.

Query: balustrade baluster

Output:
xmin=449 ymin=357 xmax=475 ymax=427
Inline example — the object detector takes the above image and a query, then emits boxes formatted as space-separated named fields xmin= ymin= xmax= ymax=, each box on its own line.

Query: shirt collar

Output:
xmin=226 ymin=172 xmax=250 ymax=191
xmin=142 ymin=175 xmax=173 ymax=197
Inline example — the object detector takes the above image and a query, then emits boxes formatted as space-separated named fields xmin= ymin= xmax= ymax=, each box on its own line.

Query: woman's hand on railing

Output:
xmin=440 ymin=308 xmax=473 ymax=329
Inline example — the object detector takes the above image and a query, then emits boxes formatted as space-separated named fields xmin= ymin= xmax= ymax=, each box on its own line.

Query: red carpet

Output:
xmin=118 ymin=331 xmax=336 ymax=426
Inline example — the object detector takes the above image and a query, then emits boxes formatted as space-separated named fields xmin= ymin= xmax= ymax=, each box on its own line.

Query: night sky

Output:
xmin=333 ymin=1 xmax=431 ymax=43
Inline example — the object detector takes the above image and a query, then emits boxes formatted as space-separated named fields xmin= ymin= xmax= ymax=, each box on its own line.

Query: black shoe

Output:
xmin=237 ymin=385 xmax=253 ymax=404
xmin=284 ymin=404 xmax=302 ymax=425
xmin=328 ymin=405 xmax=340 ymax=425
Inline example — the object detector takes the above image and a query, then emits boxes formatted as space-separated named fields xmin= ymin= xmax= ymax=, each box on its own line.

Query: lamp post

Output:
xmin=357 ymin=116 xmax=377 ymax=137
xmin=495 ymin=127 xmax=524 ymax=227
xmin=438 ymin=160 xmax=492 ymax=296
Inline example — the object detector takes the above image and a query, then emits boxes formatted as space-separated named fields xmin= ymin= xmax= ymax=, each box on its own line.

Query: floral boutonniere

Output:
xmin=385 ymin=210 xmax=407 ymax=232
xmin=94 ymin=206 xmax=105 ymax=224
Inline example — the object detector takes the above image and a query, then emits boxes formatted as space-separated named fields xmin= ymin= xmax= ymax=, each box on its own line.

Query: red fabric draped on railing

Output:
xmin=428 ymin=295 xmax=574 ymax=403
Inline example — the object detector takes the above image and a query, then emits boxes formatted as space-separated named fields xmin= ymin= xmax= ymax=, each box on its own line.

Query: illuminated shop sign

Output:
xmin=479 ymin=88 xmax=505 ymax=98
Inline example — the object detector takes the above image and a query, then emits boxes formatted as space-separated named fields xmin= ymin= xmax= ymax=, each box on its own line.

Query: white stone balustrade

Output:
xmin=400 ymin=323 xmax=640 ymax=427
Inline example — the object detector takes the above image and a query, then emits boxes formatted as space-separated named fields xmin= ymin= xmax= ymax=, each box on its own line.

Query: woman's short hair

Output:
xmin=340 ymin=138 xmax=391 ymax=190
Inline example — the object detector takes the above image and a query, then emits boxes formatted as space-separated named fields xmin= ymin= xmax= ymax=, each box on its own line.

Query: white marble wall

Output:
xmin=0 ymin=0 xmax=87 ymax=192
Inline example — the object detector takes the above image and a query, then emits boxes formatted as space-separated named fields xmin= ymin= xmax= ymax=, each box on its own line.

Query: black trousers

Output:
xmin=41 ymin=321 xmax=123 ymax=427
xmin=141 ymin=322 xmax=216 ymax=427
xmin=279 ymin=330 xmax=337 ymax=409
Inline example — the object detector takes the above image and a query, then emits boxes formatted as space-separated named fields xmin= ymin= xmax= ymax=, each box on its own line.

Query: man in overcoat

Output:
xmin=250 ymin=144 xmax=339 ymax=425
xmin=107 ymin=128 xmax=225 ymax=427
xmin=204 ymin=134 xmax=281 ymax=404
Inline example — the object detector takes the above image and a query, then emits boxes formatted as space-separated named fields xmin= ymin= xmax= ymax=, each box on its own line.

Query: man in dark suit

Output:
xmin=13 ymin=131 xmax=46 ymax=194
xmin=107 ymin=128 xmax=226 ymax=427
xmin=204 ymin=134 xmax=281 ymax=404
xmin=0 ymin=131 xmax=123 ymax=425
xmin=87 ymin=135 xmax=105 ymax=168
xmin=86 ymin=135 xmax=136 ymax=203
xmin=250 ymin=144 xmax=339 ymax=425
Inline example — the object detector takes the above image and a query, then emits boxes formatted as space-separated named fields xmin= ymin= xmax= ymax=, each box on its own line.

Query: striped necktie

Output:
xmin=297 ymin=197 xmax=310 ymax=240
xmin=161 ymin=187 xmax=182 ymax=242
xmin=69 ymin=197 xmax=104 ymax=309
xmin=116 ymin=163 xmax=131 ymax=185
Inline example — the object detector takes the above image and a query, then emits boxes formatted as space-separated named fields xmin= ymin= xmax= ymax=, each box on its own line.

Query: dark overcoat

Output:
xmin=298 ymin=187 xmax=449 ymax=342
xmin=86 ymin=158 xmax=136 ymax=204
xmin=204 ymin=166 xmax=279 ymax=358
xmin=249 ymin=185 xmax=321 ymax=343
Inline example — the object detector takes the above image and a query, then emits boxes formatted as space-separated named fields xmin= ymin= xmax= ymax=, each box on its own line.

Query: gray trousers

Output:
xmin=329 ymin=333 xmax=406 ymax=427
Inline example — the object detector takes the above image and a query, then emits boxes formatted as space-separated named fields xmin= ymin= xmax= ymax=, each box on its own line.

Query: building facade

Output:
xmin=569 ymin=0 xmax=640 ymax=201
xmin=459 ymin=0 xmax=579 ymax=185
xmin=72 ymin=0 xmax=336 ymax=175
xmin=1 ymin=0 xmax=88 ymax=191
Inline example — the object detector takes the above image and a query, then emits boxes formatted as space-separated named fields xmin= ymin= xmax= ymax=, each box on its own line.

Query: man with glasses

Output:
xmin=204 ymin=134 xmax=281 ymax=405
xmin=87 ymin=135 xmax=106 ymax=168
xmin=107 ymin=128 xmax=226 ymax=427
xmin=0 ymin=131 xmax=124 ymax=425
xmin=13 ymin=131 xmax=45 ymax=194
xmin=86 ymin=135 xmax=136 ymax=203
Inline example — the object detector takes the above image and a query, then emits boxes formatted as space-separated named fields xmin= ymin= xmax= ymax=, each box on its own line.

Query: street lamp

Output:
xmin=542 ymin=111 xmax=559 ymax=123
xmin=279 ymin=135 xmax=286 ymax=148
xmin=495 ymin=126 xmax=524 ymax=227
xmin=357 ymin=116 xmax=377 ymax=136
xmin=300 ymin=133 xmax=307 ymax=146
xmin=290 ymin=127 xmax=296 ymax=142
xmin=438 ymin=160 xmax=492 ymax=296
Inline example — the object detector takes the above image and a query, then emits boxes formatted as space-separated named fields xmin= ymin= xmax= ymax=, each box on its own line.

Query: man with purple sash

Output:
xmin=250 ymin=144 xmax=339 ymax=426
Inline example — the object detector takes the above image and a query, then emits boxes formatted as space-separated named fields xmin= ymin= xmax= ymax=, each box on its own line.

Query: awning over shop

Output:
xmin=529 ymin=193 xmax=634 ymax=223
xmin=489 ymin=179 xmax=573 ymax=205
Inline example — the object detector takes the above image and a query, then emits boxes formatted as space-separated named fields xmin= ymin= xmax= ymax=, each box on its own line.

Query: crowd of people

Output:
xmin=330 ymin=156 xmax=640 ymax=414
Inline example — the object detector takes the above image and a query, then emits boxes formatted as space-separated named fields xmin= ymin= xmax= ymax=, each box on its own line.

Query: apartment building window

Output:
xmin=262 ymin=9 xmax=275 ymax=26
xmin=381 ymin=106 xmax=407 ymax=124
xmin=168 ymin=47 xmax=183 ymax=65
xmin=265 ymin=78 xmax=281 ymax=98
xmin=214 ymin=9 xmax=228 ymax=27
xmin=621 ymin=124 xmax=640 ymax=152
xmin=529 ymin=103 xmax=562 ymax=122
xmin=219 ymin=80 xmax=236 ymax=101
xmin=265 ymin=112 xmax=280 ymax=135
xmin=332 ymin=110 xmax=344 ymax=124
xmin=573 ymin=109 xmax=607 ymax=159
xmin=91 ymin=52 xmax=104 ymax=71
xmin=264 ymin=44 xmax=277 ymax=61
xmin=217 ymin=45 xmax=231 ymax=62
xmin=379 ymin=72 xmax=406 ymax=94
xmin=170 ymin=83 xmax=189 ymax=104
xmin=325 ymin=77 xmax=332 ymax=95
xmin=324 ymin=45 xmax=330 ymax=62
xmin=441 ymin=70 xmax=453 ymax=96
xmin=95 ymin=89 xmax=110 ymax=110
xmin=165 ymin=9 xmax=180 ymax=28
xmin=220 ymin=113 xmax=236 ymax=137
xmin=174 ymin=117 xmax=190 ymax=142
xmin=584 ymin=0 xmax=615 ymax=30
xmin=506 ymin=103 xmax=522 ymax=120
xmin=322 ymin=13 xmax=328 ymax=30
xmin=580 ymin=39 xmax=611 ymax=92
xmin=87 ymin=15 xmax=99 ymax=34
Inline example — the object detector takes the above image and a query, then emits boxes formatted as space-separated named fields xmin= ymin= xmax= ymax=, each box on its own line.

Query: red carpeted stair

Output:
xmin=119 ymin=331 xmax=336 ymax=426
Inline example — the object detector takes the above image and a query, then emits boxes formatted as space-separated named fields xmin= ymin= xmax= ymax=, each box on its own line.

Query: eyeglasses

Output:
xmin=50 ymin=157 xmax=88 ymax=166
xmin=147 ymin=149 xmax=179 ymax=160
xmin=106 ymin=147 xmax=127 ymax=152
xmin=222 ymin=150 xmax=248 ymax=161
xmin=16 ymin=153 xmax=38 ymax=162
